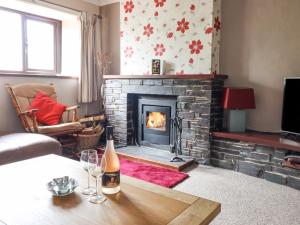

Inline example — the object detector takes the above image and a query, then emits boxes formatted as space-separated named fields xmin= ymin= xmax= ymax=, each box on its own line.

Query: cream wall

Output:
xmin=220 ymin=0 xmax=300 ymax=132
xmin=100 ymin=3 xmax=120 ymax=74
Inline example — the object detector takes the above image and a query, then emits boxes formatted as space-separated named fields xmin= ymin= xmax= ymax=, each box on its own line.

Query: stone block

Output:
xmin=224 ymin=153 xmax=244 ymax=161
xmin=274 ymin=149 xmax=287 ymax=159
xmin=195 ymin=97 xmax=210 ymax=104
xmin=129 ymin=79 xmax=143 ymax=85
xmin=105 ymin=82 xmax=122 ymax=88
xmin=195 ymin=134 xmax=209 ymax=142
xmin=182 ymin=129 xmax=196 ymax=140
xmin=237 ymin=161 xmax=266 ymax=178
xmin=231 ymin=143 xmax=255 ymax=152
xmin=210 ymin=158 xmax=234 ymax=170
xmin=104 ymin=88 xmax=113 ymax=94
xmin=182 ymin=119 xmax=192 ymax=129
xmin=191 ymin=104 xmax=210 ymax=114
xmin=174 ymin=80 xmax=201 ymax=86
xmin=119 ymin=80 xmax=130 ymax=84
xmin=211 ymin=150 xmax=225 ymax=160
xmin=178 ymin=112 xmax=195 ymax=119
xmin=186 ymin=90 xmax=211 ymax=99
xmin=177 ymin=96 xmax=195 ymax=102
xmin=177 ymin=102 xmax=192 ymax=111
xmin=113 ymin=88 xmax=122 ymax=94
xmin=255 ymin=145 xmax=275 ymax=155
xmin=142 ymin=80 xmax=155 ymax=86
xmin=162 ymin=79 xmax=174 ymax=86
xmin=271 ymin=157 xmax=283 ymax=166
xmin=287 ymin=176 xmax=300 ymax=190
xmin=202 ymin=85 xmax=212 ymax=91
xmin=211 ymin=146 xmax=240 ymax=155
xmin=212 ymin=139 xmax=237 ymax=149
xmin=264 ymin=171 xmax=287 ymax=185
xmin=272 ymin=166 xmax=300 ymax=177
xmin=172 ymin=86 xmax=186 ymax=95
xmin=248 ymin=152 xmax=271 ymax=162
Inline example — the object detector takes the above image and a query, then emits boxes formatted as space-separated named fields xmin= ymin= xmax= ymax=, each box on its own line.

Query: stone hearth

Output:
xmin=103 ymin=75 xmax=227 ymax=162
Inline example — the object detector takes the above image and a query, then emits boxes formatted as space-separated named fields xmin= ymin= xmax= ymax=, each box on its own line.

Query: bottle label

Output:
xmin=102 ymin=170 xmax=120 ymax=188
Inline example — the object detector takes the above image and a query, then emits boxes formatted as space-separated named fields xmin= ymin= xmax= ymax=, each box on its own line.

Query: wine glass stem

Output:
xmin=95 ymin=176 xmax=99 ymax=195
xmin=87 ymin=170 xmax=90 ymax=188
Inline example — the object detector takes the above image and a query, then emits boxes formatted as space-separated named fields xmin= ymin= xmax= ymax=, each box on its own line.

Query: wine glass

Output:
xmin=88 ymin=153 xmax=106 ymax=204
xmin=80 ymin=149 xmax=97 ymax=195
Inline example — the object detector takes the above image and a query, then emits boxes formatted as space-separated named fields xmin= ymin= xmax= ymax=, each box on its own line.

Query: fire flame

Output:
xmin=146 ymin=112 xmax=166 ymax=129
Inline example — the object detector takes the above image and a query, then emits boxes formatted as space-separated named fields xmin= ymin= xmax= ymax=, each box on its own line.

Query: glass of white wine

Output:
xmin=88 ymin=153 xmax=107 ymax=204
xmin=80 ymin=149 xmax=97 ymax=195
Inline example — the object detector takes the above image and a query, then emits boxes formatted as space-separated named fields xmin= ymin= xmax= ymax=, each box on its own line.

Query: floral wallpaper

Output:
xmin=120 ymin=0 xmax=221 ymax=75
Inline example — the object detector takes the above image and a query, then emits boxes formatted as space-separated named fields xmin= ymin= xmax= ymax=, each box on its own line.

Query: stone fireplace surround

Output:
xmin=103 ymin=75 xmax=227 ymax=162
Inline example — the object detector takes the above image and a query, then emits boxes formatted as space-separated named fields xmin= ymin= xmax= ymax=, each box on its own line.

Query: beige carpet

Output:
xmin=174 ymin=165 xmax=300 ymax=225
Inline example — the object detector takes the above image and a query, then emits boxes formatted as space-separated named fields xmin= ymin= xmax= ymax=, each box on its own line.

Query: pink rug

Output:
xmin=76 ymin=149 xmax=189 ymax=188
xmin=120 ymin=159 xmax=189 ymax=188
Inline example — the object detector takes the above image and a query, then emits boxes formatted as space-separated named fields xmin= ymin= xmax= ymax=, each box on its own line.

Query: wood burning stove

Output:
xmin=138 ymin=95 xmax=177 ymax=147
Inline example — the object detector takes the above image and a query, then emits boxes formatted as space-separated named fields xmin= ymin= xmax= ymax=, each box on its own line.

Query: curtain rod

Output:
xmin=32 ymin=0 xmax=102 ymax=19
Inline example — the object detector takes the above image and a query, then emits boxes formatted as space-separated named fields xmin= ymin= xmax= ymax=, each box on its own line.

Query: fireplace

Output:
xmin=138 ymin=95 xmax=177 ymax=148
xmin=103 ymin=75 xmax=227 ymax=161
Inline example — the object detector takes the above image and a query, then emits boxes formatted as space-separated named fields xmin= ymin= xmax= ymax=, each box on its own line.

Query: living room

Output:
xmin=0 ymin=0 xmax=300 ymax=225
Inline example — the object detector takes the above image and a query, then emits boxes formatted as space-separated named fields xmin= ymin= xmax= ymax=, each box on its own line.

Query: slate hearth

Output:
xmin=103 ymin=75 xmax=227 ymax=162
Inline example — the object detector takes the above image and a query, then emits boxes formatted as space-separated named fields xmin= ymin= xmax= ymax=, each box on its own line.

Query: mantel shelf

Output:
xmin=103 ymin=74 xmax=228 ymax=80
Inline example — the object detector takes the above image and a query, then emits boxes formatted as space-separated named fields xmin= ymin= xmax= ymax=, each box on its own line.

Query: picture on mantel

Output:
xmin=120 ymin=0 xmax=221 ymax=75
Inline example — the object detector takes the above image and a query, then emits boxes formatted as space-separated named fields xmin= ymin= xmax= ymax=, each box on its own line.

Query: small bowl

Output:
xmin=47 ymin=176 xmax=78 ymax=196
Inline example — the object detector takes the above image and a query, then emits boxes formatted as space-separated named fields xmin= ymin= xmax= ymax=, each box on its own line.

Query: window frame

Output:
xmin=0 ymin=6 xmax=62 ymax=75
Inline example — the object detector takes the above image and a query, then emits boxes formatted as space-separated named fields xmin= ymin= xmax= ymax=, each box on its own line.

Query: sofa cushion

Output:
xmin=0 ymin=133 xmax=62 ymax=166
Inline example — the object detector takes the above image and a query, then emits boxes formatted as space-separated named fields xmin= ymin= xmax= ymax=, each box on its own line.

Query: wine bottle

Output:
xmin=102 ymin=126 xmax=121 ymax=194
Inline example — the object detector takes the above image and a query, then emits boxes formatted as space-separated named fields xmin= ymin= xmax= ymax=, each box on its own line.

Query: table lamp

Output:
xmin=222 ymin=87 xmax=256 ymax=132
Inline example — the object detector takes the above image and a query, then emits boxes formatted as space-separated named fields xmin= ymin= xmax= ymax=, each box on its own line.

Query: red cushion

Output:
xmin=29 ymin=92 xmax=67 ymax=125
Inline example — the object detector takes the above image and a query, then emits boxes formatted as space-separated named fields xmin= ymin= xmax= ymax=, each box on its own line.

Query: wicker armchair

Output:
xmin=5 ymin=83 xmax=83 ymax=139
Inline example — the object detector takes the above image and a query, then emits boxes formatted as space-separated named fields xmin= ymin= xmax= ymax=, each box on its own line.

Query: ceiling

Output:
xmin=82 ymin=0 xmax=120 ymax=6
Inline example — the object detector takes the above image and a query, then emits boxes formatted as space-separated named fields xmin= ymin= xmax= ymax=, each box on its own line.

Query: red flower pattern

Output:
xmin=143 ymin=24 xmax=154 ymax=37
xmin=205 ymin=27 xmax=213 ymax=34
xmin=189 ymin=40 xmax=203 ymax=54
xmin=120 ymin=1 xmax=220 ymax=75
xmin=154 ymin=0 xmax=166 ymax=7
xmin=124 ymin=1 xmax=134 ymax=13
xmin=124 ymin=47 xmax=134 ymax=58
xmin=214 ymin=16 xmax=221 ymax=32
xmin=177 ymin=18 xmax=189 ymax=33
xmin=167 ymin=32 xmax=173 ymax=38
xmin=154 ymin=44 xmax=166 ymax=56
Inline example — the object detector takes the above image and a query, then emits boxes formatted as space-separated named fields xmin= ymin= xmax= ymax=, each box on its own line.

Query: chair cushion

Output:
xmin=29 ymin=92 xmax=67 ymax=125
xmin=37 ymin=122 xmax=82 ymax=135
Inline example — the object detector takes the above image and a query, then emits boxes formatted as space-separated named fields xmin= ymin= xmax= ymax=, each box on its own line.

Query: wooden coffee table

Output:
xmin=0 ymin=155 xmax=220 ymax=225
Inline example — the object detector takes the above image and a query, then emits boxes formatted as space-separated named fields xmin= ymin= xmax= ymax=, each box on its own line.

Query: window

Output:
xmin=0 ymin=7 xmax=61 ymax=74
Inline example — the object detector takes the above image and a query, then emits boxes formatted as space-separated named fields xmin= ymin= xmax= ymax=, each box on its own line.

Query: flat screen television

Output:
xmin=281 ymin=78 xmax=300 ymax=135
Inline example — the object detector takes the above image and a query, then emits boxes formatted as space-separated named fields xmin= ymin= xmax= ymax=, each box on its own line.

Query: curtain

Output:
xmin=78 ymin=12 xmax=102 ymax=104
